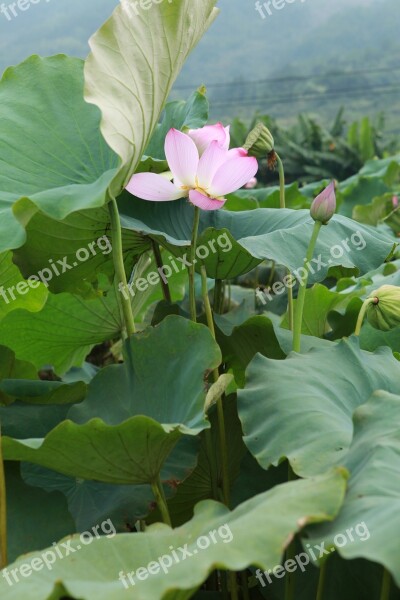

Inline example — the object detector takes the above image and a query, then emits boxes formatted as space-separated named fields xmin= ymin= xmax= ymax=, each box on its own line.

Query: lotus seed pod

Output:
xmin=243 ymin=122 xmax=275 ymax=158
xmin=367 ymin=285 xmax=400 ymax=331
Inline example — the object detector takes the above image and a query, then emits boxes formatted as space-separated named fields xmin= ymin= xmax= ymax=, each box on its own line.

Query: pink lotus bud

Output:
xmin=244 ymin=177 xmax=257 ymax=189
xmin=392 ymin=195 xmax=399 ymax=208
xmin=310 ymin=182 xmax=337 ymax=225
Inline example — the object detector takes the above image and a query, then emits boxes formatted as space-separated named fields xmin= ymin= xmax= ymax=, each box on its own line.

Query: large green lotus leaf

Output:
xmin=256 ymin=553 xmax=395 ymax=600
xmin=0 ymin=345 xmax=37 ymax=382
xmin=145 ymin=90 xmax=209 ymax=161
xmin=338 ymin=155 xmax=400 ymax=217
xmin=119 ymin=198 xmax=395 ymax=281
xmin=0 ymin=469 xmax=346 ymax=599
xmin=215 ymin=316 xmax=286 ymax=387
xmin=3 ymin=417 xmax=192 ymax=485
xmin=0 ymin=284 xmax=126 ymax=374
xmin=306 ymin=391 xmax=400 ymax=587
xmin=225 ymin=182 xmax=310 ymax=212
xmin=84 ymin=0 xmax=219 ymax=195
xmin=2 ymin=395 xmax=183 ymax=533
xmin=0 ymin=380 xmax=86 ymax=406
xmin=3 ymin=317 xmax=218 ymax=484
xmin=352 ymin=193 xmax=397 ymax=227
xmin=238 ymin=338 xmax=400 ymax=477
xmin=69 ymin=315 xmax=220 ymax=426
xmin=0 ymin=252 xmax=47 ymax=318
xmin=360 ymin=323 xmax=400 ymax=354
xmin=13 ymin=206 xmax=149 ymax=295
xmin=0 ymin=56 xmax=119 ymax=252
xmin=20 ymin=448 xmax=196 ymax=533
xmin=21 ymin=463 xmax=157 ymax=533
xmin=6 ymin=463 xmax=76 ymax=564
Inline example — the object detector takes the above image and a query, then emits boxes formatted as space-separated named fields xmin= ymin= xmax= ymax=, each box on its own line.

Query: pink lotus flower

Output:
xmin=126 ymin=126 xmax=258 ymax=211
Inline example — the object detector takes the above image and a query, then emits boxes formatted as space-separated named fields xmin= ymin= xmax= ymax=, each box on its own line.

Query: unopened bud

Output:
xmin=367 ymin=285 xmax=400 ymax=331
xmin=243 ymin=122 xmax=274 ymax=158
xmin=310 ymin=182 xmax=336 ymax=224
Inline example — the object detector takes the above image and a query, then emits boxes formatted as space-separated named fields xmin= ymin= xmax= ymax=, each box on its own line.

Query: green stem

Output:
xmin=108 ymin=197 xmax=135 ymax=337
xmin=201 ymin=266 xmax=230 ymax=506
xmin=202 ymin=265 xmax=237 ymax=600
xmin=214 ymin=279 xmax=224 ymax=314
xmin=316 ymin=561 xmax=328 ymax=600
xmin=229 ymin=572 xmax=239 ymax=600
xmin=287 ymin=275 xmax=294 ymax=332
xmin=276 ymin=153 xmax=294 ymax=330
xmin=379 ymin=568 xmax=392 ymax=600
xmin=276 ymin=153 xmax=286 ymax=210
xmin=151 ymin=240 xmax=171 ymax=303
xmin=204 ymin=428 xmax=219 ymax=501
xmin=241 ymin=570 xmax=251 ymax=600
xmin=151 ymin=476 xmax=171 ymax=527
xmin=0 ymin=428 xmax=7 ymax=569
xmin=354 ymin=297 xmax=377 ymax=336
xmin=293 ymin=221 xmax=323 ymax=352
xmin=284 ymin=461 xmax=297 ymax=600
xmin=189 ymin=207 xmax=201 ymax=322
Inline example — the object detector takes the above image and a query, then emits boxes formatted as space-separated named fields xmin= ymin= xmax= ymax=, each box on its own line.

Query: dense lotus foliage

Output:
xmin=0 ymin=1 xmax=399 ymax=599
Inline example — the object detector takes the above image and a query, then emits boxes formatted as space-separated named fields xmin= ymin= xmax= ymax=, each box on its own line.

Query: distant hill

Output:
xmin=0 ymin=0 xmax=398 ymax=133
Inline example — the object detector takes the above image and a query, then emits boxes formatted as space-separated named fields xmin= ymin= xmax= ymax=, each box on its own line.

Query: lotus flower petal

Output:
xmin=209 ymin=156 xmax=258 ymax=197
xmin=189 ymin=189 xmax=226 ymax=211
xmin=126 ymin=172 xmax=183 ymax=201
xmin=188 ymin=123 xmax=230 ymax=155
xmin=165 ymin=128 xmax=199 ymax=187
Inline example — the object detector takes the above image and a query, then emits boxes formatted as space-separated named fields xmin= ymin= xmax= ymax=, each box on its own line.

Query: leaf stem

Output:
xmin=379 ymin=568 xmax=392 ymax=600
xmin=241 ymin=570 xmax=251 ymax=600
xmin=151 ymin=240 xmax=171 ymax=303
xmin=108 ymin=197 xmax=135 ymax=337
xmin=189 ymin=207 xmax=201 ymax=322
xmin=201 ymin=266 xmax=230 ymax=506
xmin=214 ymin=279 xmax=224 ymax=314
xmin=151 ymin=476 xmax=172 ymax=527
xmin=354 ymin=297 xmax=377 ymax=336
xmin=276 ymin=153 xmax=294 ymax=330
xmin=316 ymin=561 xmax=328 ymax=600
xmin=293 ymin=221 xmax=322 ymax=352
xmin=276 ymin=153 xmax=286 ymax=210
xmin=0 ymin=428 xmax=7 ymax=569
